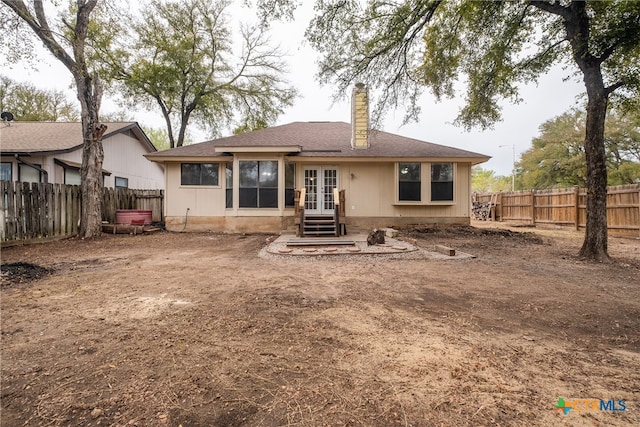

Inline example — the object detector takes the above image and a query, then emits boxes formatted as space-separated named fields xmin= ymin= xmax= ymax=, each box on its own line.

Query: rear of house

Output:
xmin=146 ymin=85 xmax=490 ymax=234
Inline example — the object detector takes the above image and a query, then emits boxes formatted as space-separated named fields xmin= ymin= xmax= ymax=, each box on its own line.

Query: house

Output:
xmin=0 ymin=121 xmax=164 ymax=189
xmin=145 ymin=84 xmax=490 ymax=234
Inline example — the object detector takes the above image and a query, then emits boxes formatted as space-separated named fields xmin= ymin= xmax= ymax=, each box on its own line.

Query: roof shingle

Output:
xmin=0 ymin=122 xmax=154 ymax=154
xmin=147 ymin=121 xmax=489 ymax=161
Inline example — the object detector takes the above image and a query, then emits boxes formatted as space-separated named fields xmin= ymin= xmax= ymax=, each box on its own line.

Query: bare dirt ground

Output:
xmin=1 ymin=223 xmax=639 ymax=427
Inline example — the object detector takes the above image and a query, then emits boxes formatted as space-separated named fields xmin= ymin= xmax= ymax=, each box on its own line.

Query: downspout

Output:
xmin=15 ymin=154 xmax=48 ymax=183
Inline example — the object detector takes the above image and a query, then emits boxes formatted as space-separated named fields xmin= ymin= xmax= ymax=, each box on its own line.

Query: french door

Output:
xmin=303 ymin=166 xmax=338 ymax=215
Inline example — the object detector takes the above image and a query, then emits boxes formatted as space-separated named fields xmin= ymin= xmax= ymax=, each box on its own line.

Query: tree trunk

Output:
xmin=2 ymin=0 xmax=104 ymax=238
xmin=76 ymin=74 xmax=106 ymax=239
xmin=579 ymin=64 xmax=609 ymax=262
xmin=553 ymin=0 xmax=610 ymax=262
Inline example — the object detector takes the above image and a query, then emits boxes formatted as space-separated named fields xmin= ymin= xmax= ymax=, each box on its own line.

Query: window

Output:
xmin=239 ymin=160 xmax=278 ymax=208
xmin=284 ymin=162 xmax=295 ymax=207
xmin=181 ymin=163 xmax=219 ymax=186
xmin=431 ymin=163 xmax=454 ymax=201
xmin=398 ymin=163 xmax=421 ymax=201
xmin=115 ymin=176 xmax=129 ymax=188
xmin=19 ymin=164 xmax=41 ymax=183
xmin=65 ymin=169 xmax=81 ymax=186
xmin=0 ymin=162 xmax=12 ymax=181
xmin=225 ymin=163 xmax=233 ymax=209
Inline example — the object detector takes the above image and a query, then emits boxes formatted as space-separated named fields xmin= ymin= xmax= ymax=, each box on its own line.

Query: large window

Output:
xmin=239 ymin=160 xmax=278 ymax=208
xmin=284 ymin=162 xmax=295 ymax=207
xmin=65 ymin=169 xmax=81 ymax=185
xmin=431 ymin=163 xmax=454 ymax=201
xmin=398 ymin=163 xmax=421 ymax=201
xmin=0 ymin=162 xmax=12 ymax=181
xmin=181 ymin=163 xmax=219 ymax=186
xmin=19 ymin=164 xmax=41 ymax=183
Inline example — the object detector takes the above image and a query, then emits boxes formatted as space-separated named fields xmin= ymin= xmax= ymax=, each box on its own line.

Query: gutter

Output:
xmin=15 ymin=154 xmax=49 ymax=183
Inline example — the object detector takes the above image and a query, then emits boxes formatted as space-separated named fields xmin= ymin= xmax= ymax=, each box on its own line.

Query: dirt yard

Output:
xmin=1 ymin=223 xmax=639 ymax=427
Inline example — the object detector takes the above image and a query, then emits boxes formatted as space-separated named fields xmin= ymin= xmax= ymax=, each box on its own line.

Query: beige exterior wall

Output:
xmin=164 ymin=154 xmax=292 ymax=232
xmin=341 ymin=161 xmax=471 ymax=219
xmin=164 ymin=162 xmax=228 ymax=218
xmin=162 ymin=158 xmax=474 ymax=233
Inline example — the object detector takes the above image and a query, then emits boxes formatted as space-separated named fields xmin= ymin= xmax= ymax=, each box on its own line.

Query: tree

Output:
xmin=519 ymin=109 xmax=640 ymax=189
xmin=260 ymin=0 xmax=640 ymax=261
xmin=232 ymin=117 xmax=269 ymax=135
xmin=0 ymin=76 xmax=79 ymax=121
xmin=142 ymin=126 xmax=171 ymax=151
xmin=519 ymin=110 xmax=588 ymax=189
xmin=96 ymin=0 xmax=296 ymax=148
xmin=2 ymin=0 xmax=107 ymax=239
xmin=604 ymin=110 xmax=640 ymax=184
xmin=471 ymin=167 xmax=512 ymax=193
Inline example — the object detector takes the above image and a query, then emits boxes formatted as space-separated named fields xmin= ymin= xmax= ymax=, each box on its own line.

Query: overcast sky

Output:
xmin=2 ymin=2 xmax=586 ymax=176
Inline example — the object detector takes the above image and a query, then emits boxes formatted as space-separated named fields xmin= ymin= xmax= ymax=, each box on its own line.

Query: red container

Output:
xmin=116 ymin=209 xmax=153 ymax=225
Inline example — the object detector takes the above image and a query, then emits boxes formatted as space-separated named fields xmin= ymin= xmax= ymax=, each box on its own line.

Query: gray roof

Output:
xmin=0 ymin=121 xmax=156 ymax=154
xmin=147 ymin=121 xmax=489 ymax=162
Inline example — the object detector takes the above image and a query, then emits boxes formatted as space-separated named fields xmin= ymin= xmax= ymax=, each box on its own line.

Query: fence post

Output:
xmin=574 ymin=185 xmax=580 ymax=231
xmin=530 ymin=189 xmax=536 ymax=225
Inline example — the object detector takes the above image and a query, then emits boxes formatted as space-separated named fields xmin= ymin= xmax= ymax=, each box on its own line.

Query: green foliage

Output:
xmin=0 ymin=75 xmax=79 ymax=121
xmin=94 ymin=0 xmax=296 ymax=147
xmin=588 ymin=0 xmax=640 ymax=114
xmin=519 ymin=109 xmax=640 ymax=189
xmin=0 ymin=4 xmax=36 ymax=65
xmin=292 ymin=0 xmax=640 ymax=128
xmin=301 ymin=0 xmax=555 ymax=126
xmin=142 ymin=126 xmax=171 ymax=151
xmin=303 ymin=0 xmax=442 ymax=125
xmin=471 ymin=167 xmax=511 ymax=193
xmin=1 ymin=0 xmax=114 ymax=239
xmin=256 ymin=0 xmax=640 ymax=259
xmin=232 ymin=118 xmax=269 ymax=135
xmin=421 ymin=1 xmax=558 ymax=129
xmin=246 ymin=0 xmax=300 ymax=24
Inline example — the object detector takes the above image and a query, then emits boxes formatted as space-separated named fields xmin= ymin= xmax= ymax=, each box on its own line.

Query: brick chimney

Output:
xmin=351 ymin=83 xmax=369 ymax=149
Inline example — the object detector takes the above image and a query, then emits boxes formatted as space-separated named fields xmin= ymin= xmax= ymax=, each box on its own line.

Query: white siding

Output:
xmin=1 ymin=130 xmax=165 ymax=189
xmin=101 ymin=131 xmax=164 ymax=189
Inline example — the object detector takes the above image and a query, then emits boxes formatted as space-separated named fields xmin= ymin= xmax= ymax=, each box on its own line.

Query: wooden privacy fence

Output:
xmin=101 ymin=187 xmax=164 ymax=224
xmin=473 ymin=184 xmax=640 ymax=236
xmin=0 ymin=181 xmax=163 ymax=244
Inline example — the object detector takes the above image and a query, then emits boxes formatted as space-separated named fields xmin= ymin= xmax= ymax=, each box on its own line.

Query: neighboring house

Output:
xmin=0 ymin=121 xmax=164 ymax=189
xmin=145 ymin=84 xmax=490 ymax=234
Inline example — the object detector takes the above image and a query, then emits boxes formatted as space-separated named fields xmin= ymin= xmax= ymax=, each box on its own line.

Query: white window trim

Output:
xmin=394 ymin=162 xmax=456 ymax=206
xmin=236 ymin=158 xmax=281 ymax=210
xmin=179 ymin=162 xmax=222 ymax=188
xmin=115 ymin=176 xmax=129 ymax=188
